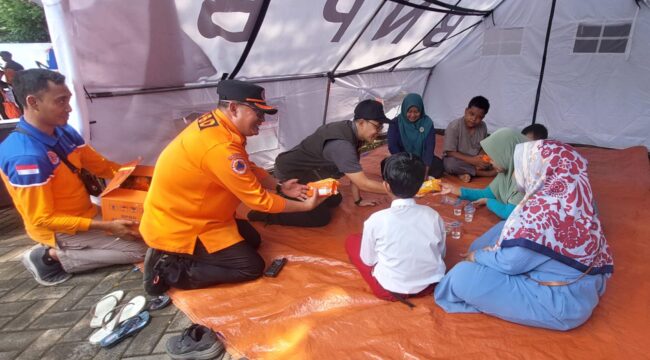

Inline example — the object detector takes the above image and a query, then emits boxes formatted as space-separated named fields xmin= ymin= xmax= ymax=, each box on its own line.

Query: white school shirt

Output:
xmin=360 ymin=198 xmax=446 ymax=294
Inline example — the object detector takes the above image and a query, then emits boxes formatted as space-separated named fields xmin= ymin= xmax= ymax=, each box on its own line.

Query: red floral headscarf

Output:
xmin=497 ymin=140 xmax=614 ymax=274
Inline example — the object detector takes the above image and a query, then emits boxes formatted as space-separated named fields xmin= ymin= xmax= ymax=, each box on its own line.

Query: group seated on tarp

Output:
xmin=165 ymin=138 xmax=649 ymax=359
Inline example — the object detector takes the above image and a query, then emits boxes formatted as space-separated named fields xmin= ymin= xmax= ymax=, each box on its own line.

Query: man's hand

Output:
xmin=280 ymin=179 xmax=308 ymax=200
xmin=471 ymin=155 xmax=491 ymax=170
xmin=472 ymin=198 xmax=488 ymax=207
xmin=108 ymin=220 xmax=141 ymax=238
xmin=303 ymin=190 xmax=328 ymax=210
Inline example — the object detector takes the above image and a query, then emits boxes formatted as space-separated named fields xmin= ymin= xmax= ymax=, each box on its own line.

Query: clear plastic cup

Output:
xmin=464 ymin=204 xmax=476 ymax=222
xmin=450 ymin=221 xmax=462 ymax=239
xmin=440 ymin=195 xmax=456 ymax=205
xmin=453 ymin=200 xmax=463 ymax=216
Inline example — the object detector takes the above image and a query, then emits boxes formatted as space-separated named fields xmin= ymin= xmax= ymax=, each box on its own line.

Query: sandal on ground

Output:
xmin=88 ymin=295 xmax=146 ymax=344
xmin=89 ymin=290 xmax=125 ymax=328
xmin=99 ymin=311 xmax=151 ymax=348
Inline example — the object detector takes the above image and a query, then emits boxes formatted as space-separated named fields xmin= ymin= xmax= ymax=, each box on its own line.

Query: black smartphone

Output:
xmin=264 ymin=258 xmax=287 ymax=277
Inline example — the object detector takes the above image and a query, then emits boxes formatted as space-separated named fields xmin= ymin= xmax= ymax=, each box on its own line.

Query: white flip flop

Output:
xmin=90 ymin=290 xmax=125 ymax=328
xmin=88 ymin=295 xmax=146 ymax=344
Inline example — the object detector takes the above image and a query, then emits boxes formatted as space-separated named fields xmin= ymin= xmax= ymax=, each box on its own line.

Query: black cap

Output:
xmin=353 ymin=99 xmax=390 ymax=123
xmin=217 ymin=79 xmax=278 ymax=115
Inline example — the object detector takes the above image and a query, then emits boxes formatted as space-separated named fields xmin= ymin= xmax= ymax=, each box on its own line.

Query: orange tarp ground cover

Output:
xmin=169 ymin=140 xmax=650 ymax=359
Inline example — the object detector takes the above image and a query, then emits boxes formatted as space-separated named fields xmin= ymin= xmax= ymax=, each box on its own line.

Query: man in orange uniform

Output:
xmin=140 ymin=79 xmax=325 ymax=295
xmin=0 ymin=69 xmax=146 ymax=286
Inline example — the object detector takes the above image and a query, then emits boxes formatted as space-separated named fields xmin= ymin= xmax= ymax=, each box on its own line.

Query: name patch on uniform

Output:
xmin=196 ymin=113 xmax=219 ymax=130
xmin=16 ymin=164 xmax=40 ymax=175
xmin=231 ymin=159 xmax=247 ymax=175
xmin=46 ymin=151 xmax=60 ymax=165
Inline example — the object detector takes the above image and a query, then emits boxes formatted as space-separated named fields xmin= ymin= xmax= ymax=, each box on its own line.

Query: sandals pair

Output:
xmin=88 ymin=291 xmax=173 ymax=347
xmin=89 ymin=294 xmax=147 ymax=345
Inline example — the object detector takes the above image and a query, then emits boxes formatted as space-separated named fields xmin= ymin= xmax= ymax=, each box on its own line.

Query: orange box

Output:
xmin=306 ymin=178 xmax=339 ymax=197
xmin=100 ymin=159 xmax=154 ymax=222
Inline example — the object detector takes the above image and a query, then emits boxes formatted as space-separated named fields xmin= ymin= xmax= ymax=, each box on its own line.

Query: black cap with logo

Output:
xmin=217 ymin=79 xmax=278 ymax=115
xmin=353 ymin=99 xmax=390 ymax=123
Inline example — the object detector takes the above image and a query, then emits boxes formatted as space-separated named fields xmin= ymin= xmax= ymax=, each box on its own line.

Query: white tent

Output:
xmin=41 ymin=0 xmax=650 ymax=168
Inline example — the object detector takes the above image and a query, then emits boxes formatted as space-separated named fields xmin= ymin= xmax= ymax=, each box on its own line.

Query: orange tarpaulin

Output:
xmin=169 ymin=140 xmax=650 ymax=359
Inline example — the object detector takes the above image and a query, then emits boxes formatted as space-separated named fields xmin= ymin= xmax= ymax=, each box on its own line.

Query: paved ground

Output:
xmin=0 ymin=206 xmax=219 ymax=360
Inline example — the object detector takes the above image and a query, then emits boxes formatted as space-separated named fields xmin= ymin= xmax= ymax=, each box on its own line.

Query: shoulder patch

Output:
xmin=197 ymin=113 xmax=219 ymax=130
xmin=46 ymin=151 xmax=60 ymax=165
xmin=231 ymin=158 xmax=248 ymax=175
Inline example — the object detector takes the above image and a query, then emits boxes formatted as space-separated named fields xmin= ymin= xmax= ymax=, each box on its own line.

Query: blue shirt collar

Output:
xmin=17 ymin=117 xmax=60 ymax=147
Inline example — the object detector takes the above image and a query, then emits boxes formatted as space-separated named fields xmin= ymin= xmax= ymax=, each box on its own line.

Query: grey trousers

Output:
xmin=55 ymin=230 xmax=147 ymax=273
xmin=443 ymin=156 xmax=476 ymax=176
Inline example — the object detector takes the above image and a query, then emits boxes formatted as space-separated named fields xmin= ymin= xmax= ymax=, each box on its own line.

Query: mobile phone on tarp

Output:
xmin=264 ymin=258 xmax=287 ymax=277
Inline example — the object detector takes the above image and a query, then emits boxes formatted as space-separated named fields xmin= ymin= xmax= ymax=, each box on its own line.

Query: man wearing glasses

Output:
xmin=140 ymin=79 xmax=327 ymax=294
xmin=247 ymin=99 xmax=390 ymax=227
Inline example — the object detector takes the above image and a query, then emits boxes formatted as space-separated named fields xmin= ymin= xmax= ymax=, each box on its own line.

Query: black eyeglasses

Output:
xmin=229 ymin=101 xmax=265 ymax=119
xmin=367 ymin=120 xmax=383 ymax=131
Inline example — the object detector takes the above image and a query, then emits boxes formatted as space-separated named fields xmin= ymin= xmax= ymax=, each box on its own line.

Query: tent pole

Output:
xmin=228 ymin=0 xmax=271 ymax=79
xmin=532 ymin=0 xmax=556 ymax=124
xmin=322 ymin=78 xmax=333 ymax=126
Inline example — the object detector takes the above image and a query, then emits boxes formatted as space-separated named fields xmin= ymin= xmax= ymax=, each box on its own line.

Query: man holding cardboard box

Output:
xmin=0 ymin=69 xmax=147 ymax=286
xmin=140 ymin=80 xmax=326 ymax=295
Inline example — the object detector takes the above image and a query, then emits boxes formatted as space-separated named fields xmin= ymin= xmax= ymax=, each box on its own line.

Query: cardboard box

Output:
xmin=100 ymin=159 xmax=154 ymax=222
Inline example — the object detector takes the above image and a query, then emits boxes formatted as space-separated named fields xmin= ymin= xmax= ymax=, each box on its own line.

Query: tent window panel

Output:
xmin=576 ymin=24 xmax=602 ymax=37
xmin=573 ymin=39 xmax=599 ymax=53
xmin=602 ymin=24 xmax=631 ymax=37
xmin=599 ymin=39 xmax=628 ymax=53
xmin=573 ymin=22 xmax=632 ymax=54
xmin=500 ymin=42 xmax=522 ymax=55
xmin=482 ymin=42 xmax=499 ymax=55
xmin=482 ymin=28 xmax=523 ymax=56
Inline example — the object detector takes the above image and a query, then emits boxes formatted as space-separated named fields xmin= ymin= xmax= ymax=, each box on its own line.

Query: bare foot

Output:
xmin=458 ymin=174 xmax=471 ymax=183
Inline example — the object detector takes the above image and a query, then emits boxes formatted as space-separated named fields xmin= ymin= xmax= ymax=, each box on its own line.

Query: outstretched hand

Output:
xmin=281 ymin=179 xmax=309 ymax=200
xmin=303 ymin=189 xmax=329 ymax=210
xmin=472 ymin=198 xmax=488 ymax=207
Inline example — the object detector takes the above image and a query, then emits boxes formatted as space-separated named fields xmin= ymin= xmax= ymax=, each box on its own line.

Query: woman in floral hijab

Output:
xmin=434 ymin=140 xmax=613 ymax=330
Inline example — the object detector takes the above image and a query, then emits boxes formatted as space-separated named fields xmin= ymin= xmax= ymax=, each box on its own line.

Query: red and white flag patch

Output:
xmin=16 ymin=164 xmax=40 ymax=176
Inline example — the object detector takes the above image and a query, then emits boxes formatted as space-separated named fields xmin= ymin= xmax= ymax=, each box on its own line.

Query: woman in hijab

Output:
xmin=442 ymin=128 xmax=526 ymax=219
xmin=387 ymin=93 xmax=444 ymax=178
xmin=434 ymin=140 xmax=614 ymax=330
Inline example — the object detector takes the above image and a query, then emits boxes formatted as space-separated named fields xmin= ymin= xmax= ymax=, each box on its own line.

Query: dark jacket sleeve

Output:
xmin=387 ymin=121 xmax=402 ymax=155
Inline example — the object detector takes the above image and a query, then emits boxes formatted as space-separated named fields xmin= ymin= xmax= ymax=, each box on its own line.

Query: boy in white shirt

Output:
xmin=345 ymin=152 xmax=446 ymax=307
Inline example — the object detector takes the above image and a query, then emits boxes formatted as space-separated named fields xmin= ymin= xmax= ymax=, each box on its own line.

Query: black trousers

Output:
xmin=249 ymin=193 xmax=343 ymax=227
xmin=158 ymin=220 xmax=265 ymax=290
xmin=428 ymin=155 xmax=445 ymax=179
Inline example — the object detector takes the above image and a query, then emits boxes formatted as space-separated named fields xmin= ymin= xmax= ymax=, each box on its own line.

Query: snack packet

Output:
xmin=416 ymin=178 xmax=442 ymax=197
xmin=306 ymin=178 xmax=339 ymax=197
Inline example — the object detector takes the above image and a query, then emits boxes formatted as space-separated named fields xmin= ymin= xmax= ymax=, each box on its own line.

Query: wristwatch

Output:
xmin=275 ymin=182 xmax=283 ymax=194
